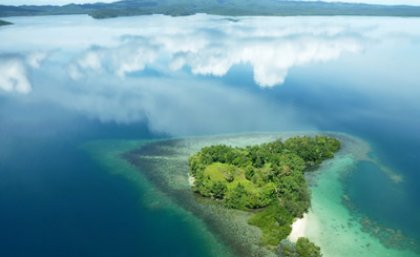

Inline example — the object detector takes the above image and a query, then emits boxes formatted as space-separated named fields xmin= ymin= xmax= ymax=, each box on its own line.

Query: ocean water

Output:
xmin=0 ymin=14 xmax=420 ymax=257
xmin=305 ymin=155 xmax=420 ymax=257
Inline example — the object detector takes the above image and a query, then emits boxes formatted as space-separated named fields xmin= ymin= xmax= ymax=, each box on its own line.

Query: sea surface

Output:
xmin=0 ymin=14 xmax=419 ymax=257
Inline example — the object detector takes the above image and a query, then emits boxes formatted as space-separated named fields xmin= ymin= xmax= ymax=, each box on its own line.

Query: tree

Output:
xmin=279 ymin=238 xmax=322 ymax=257
xmin=278 ymin=239 xmax=299 ymax=257
xmin=245 ymin=165 xmax=255 ymax=180
xmin=211 ymin=181 xmax=227 ymax=199
xmin=296 ymin=238 xmax=322 ymax=257
xmin=225 ymin=183 xmax=246 ymax=209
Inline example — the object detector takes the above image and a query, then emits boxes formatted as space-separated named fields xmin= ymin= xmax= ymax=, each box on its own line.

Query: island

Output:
xmin=1 ymin=0 xmax=420 ymax=19
xmin=189 ymin=135 xmax=341 ymax=256
xmin=0 ymin=19 xmax=12 ymax=26
xmin=90 ymin=132 xmax=407 ymax=257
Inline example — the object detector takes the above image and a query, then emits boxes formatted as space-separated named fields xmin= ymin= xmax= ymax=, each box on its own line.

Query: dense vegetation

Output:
xmin=189 ymin=135 xmax=340 ymax=250
xmin=1 ymin=0 xmax=420 ymax=19
xmin=279 ymin=237 xmax=322 ymax=257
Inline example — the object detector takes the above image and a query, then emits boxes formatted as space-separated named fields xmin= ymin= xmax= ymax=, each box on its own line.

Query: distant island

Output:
xmin=0 ymin=19 xmax=12 ymax=26
xmin=189 ymin=135 xmax=341 ymax=256
xmin=1 ymin=0 xmax=420 ymax=19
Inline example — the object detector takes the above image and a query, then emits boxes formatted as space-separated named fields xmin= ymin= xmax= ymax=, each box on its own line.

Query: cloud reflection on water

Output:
xmin=66 ymin=17 xmax=363 ymax=87
xmin=0 ymin=15 xmax=419 ymax=134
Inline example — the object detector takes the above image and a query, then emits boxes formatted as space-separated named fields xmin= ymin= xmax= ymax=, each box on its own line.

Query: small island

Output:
xmin=0 ymin=20 xmax=12 ymax=26
xmin=189 ymin=135 xmax=341 ymax=256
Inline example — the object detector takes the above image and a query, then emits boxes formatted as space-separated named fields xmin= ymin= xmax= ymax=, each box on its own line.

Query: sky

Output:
xmin=1 ymin=0 xmax=420 ymax=6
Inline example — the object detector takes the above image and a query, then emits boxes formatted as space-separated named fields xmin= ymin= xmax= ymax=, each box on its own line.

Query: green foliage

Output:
xmin=279 ymin=238 xmax=322 ymax=257
xmin=296 ymin=237 xmax=322 ymax=257
xmin=189 ymin=135 xmax=340 ymax=247
xmin=248 ymin=202 xmax=293 ymax=246
xmin=279 ymin=240 xmax=298 ymax=257
xmin=211 ymin=181 xmax=227 ymax=199
xmin=225 ymin=183 xmax=247 ymax=209
xmin=284 ymin=136 xmax=340 ymax=169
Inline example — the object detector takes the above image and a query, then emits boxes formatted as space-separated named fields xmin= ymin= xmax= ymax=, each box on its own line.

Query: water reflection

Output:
xmin=0 ymin=14 xmax=420 ymax=134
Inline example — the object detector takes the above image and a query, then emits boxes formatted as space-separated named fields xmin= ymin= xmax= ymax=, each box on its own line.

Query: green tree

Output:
xmin=211 ymin=181 xmax=227 ymax=199
xmin=296 ymin=238 xmax=322 ymax=257
xmin=225 ymin=183 xmax=246 ymax=209
xmin=245 ymin=165 xmax=255 ymax=180
xmin=279 ymin=239 xmax=299 ymax=257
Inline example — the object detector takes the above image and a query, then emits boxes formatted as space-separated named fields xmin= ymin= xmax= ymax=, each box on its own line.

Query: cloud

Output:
xmin=0 ymin=57 xmax=31 ymax=94
xmin=0 ymin=53 xmax=47 ymax=94
xmin=26 ymin=52 xmax=47 ymax=68
xmin=1 ymin=14 xmax=419 ymax=134
xmin=68 ymin=40 xmax=158 ymax=79
xmin=171 ymin=37 xmax=361 ymax=87
xmin=54 ymin=77 xmax=303 ymax=133
xmin=68 ymin=50 xmax=102 ymax=80
xmin=66 ymin=18 xmax=364 ymax=87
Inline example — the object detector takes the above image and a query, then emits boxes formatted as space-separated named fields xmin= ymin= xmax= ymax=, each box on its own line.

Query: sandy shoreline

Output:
xmin=288 ymin=214 xmax=308 ymax=242
xmin=188 ymin=174 xmax=196 ymax=186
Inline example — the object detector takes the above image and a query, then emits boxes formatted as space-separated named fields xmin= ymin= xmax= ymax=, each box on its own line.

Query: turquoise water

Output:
xmin=305 ymin=155 xmax=419 ymax=257
xmin=0 ymin=14 xmax=420 ymax=257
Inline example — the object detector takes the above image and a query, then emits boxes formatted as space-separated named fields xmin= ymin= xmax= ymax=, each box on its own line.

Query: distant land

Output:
xmin=1 ymin=0 xmax=420 ymax=19
xmin=0 ymin=19 xmax=12 ymax=26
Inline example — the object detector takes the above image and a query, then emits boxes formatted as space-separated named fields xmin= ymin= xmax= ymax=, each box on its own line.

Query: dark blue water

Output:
xmin=0 ymin=102 xmax=219 ymax=257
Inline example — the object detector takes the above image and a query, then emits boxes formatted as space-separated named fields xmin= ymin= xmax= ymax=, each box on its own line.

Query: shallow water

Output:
xmin=306 ymin=156 xmax=419 ymax=257
xmin=1 ymin=14 xmax=420 ymax=257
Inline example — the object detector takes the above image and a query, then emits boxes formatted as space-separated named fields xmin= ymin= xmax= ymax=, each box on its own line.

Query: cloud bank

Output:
xmin=1 ymin=14 xmax=419 ymax=134
xmin=64 ymin=18 xmax=363 ymax=87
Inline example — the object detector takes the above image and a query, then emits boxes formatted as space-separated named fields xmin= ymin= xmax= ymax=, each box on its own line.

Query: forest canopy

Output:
xmin=188 ymin=135 xmax=340 ymax=250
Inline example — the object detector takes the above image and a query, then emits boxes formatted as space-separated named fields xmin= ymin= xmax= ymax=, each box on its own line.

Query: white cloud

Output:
xmin=1 ymin=14 xmax=419 ymax=133
xmin=0 ymin=52 xmax=47 ymax=94
xmin=78 ymin=51 xmax=102 ymax=71
xmin=113 ymin=45 xmax=157 ymax=77
xmin=68 ymin=41 xmax=158 ymax=79
xmin=0 ymin=58 xmax=31 ymax=94
xmin=26 ymin=52 xmax=47 ymax=68
xmin=66 ymin=17 xmax=364 ymax=87
xmin=172 ymin=37 xmax=362 ymax=87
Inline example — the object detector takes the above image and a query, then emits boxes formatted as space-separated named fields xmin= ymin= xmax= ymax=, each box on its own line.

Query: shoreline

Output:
xmin=125 ymin=131 xmax=351 ymax=256
xmin=288 ymin=214 xmax=308 ymax=242
xmin=302 ymin=154 xmax=419 ymax=257
xmin=182 ymin=132 xmax=415 ymax=256
xmin=84 ymin=131 xmax=417 ymax=257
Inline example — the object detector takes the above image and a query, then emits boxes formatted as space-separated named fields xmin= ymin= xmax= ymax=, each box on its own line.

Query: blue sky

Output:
xmin=1 ymin=0 xmax=420 ymax=6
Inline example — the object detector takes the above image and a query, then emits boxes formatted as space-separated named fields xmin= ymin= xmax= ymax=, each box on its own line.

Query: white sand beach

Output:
xmin=288 ymin=214 xmax=308 ymax=242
